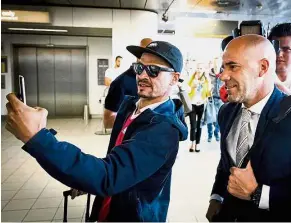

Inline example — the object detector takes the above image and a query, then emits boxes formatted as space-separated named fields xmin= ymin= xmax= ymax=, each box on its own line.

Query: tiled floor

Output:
xmin=1 ymin=118 xmax=220 ymax=222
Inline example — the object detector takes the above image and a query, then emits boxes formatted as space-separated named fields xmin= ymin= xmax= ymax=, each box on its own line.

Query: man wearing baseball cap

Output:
xmin=5 ymin=41 xmax=188 ymax=222
xmin=103 ymin=38 xmax=152 ymax=129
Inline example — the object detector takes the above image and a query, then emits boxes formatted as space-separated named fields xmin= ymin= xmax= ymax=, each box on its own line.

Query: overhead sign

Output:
xmin=97 ymin=59 xmax=109 ymax=86
xmin=1 ymin=10 xmax=50 ymax=23
xmin=193 ymin=20 xmax=238 ymax=38
xmin=176 ymin=18 xmax=238 ymax=38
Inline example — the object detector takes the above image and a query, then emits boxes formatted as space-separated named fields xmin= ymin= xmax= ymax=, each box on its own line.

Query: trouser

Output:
xmin=207 ymin=122 xmax=219 ymax=139
xmin=189 ymin=104 xmax=204 ymax=144
xmin=207 ymin=98 xmax=223 ymax=139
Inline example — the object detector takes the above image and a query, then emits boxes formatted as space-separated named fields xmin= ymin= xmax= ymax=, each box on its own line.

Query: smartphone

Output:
xmin=18 ymin=75 xmax=26 ymax=104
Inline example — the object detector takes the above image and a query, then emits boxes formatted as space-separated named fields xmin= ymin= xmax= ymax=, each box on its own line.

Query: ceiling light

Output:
xmin=191 ymin=9 xmax=217 ymax=14
xmin=8 ymin=28 xmax=68 ymax=32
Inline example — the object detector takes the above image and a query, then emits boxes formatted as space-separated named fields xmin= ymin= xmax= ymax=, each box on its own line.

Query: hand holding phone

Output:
xmin=18 ymin=75 xmax=26 ymax=104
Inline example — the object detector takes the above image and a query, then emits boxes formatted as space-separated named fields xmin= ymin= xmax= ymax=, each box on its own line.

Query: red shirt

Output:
xmin=220 ymin=84 xmax=228 ymax=103
xmin=216 ymin=72 xmax=228 ymax=103
xmin=98 ymin=114 xmax=135 ymax=221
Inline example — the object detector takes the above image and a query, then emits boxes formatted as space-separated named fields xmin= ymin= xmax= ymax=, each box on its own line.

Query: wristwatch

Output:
xmin=250 ymin=184 xmax=262 ymax=207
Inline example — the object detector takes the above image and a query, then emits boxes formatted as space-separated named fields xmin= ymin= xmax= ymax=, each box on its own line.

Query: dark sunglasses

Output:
xmin=132 ymin=62 xmax=174 ymax=78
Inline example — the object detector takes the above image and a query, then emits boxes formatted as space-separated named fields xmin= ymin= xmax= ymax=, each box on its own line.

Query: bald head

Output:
xmin=140 ymin=38 xmax=153 ymax=48
xmin=221 ymin=34 xmax=276 ymax=107
xmin=226 ymin=34 xmax=276 ymax=73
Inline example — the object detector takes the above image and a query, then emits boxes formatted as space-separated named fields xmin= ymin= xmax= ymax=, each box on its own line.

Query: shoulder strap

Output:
xmin=273 ymin=95 xmax=291 ymax=123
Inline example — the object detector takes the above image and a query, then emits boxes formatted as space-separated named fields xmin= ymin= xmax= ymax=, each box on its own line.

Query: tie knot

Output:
xmin=241 ymin=108 xmax=252 ymax=122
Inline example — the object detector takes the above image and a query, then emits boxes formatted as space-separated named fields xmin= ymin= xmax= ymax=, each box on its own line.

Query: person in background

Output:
xmin=268 ymin=23 xmax=291 ymax=95
xmin=105 ymin=55 xmax=123 ymax=86
xmin=188 ymin=63 xmax=212 ymax=152
xmin=207 ymin=57 xmax=224 ymax=142
xmin=218 ymin=36 xmax=234 ymax=103
xmin=103 ymin=38 xmax=152 ymax=129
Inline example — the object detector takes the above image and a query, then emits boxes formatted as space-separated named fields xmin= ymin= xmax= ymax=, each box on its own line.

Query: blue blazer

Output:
xmin=212 ymin=87 xmax=291 ymax=221
xmin=23 ymin=96 xmax=188 ymax=222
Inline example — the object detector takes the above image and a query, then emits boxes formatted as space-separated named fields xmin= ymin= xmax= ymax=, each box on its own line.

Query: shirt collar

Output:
xmin=242 ymin=86 xmax=274 ymax=115
xmin=134 ymin=98 xmax=170 ymax=115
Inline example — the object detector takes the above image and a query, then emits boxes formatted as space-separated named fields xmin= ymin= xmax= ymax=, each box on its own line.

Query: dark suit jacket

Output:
xmin=211 ymin=87 xmax=291 ymax=222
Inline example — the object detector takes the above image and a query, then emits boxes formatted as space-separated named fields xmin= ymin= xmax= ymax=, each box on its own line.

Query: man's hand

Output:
xmin=5 ymin=93 xmax=48 ymax=143
xmin=206 ymin=199 xmax=222 ymax=222
xmin=227 ymin=161 xmax=258 ymax=200
xmin=70 ymin=188 xmax=87 ymax=200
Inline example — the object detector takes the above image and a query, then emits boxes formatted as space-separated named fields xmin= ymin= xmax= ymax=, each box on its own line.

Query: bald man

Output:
xmin=206 ymin=35 xmax=291 ymax=222
xmin=104 ymin=38 xmax=152 ymax=128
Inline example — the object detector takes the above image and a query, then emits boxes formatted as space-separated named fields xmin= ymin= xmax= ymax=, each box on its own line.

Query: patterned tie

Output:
xmin=236 ymin=108 xmax=252 ymax=167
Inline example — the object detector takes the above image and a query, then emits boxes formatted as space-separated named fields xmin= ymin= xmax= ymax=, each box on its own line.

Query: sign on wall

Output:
xmin=1 ymin=56 xmax=8 ymax=73
xmin=97 ymin=59 xmax=109 ymax=85
xmin=1 ymin=75 xmax=6 ymax=89
xmin=1 ymin=10 xmax=50 ymax=23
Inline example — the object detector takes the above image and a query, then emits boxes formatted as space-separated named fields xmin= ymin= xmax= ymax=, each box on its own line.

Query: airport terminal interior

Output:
xmin=1 ymin=0 xmax=291 ymax=222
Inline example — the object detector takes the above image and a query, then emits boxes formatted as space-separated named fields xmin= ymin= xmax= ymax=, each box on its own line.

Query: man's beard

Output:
xmin=228 ymin=94 xmax=244 ymax=103
xmin=227 ymin=86 xmax=245 ymax=103
xmin=137 ymin=78 xmax=153 ymax=99
xmin=138 ymin=92 xmax=154 ymax=98
xmin=138 ymin=93 xmax=150 ymax=98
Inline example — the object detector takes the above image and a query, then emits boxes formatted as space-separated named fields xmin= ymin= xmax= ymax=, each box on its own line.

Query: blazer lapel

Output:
xmin=107 ymin=97 xmax=138 ymax=153
xmin=123 ymin=109 xmax=153 ymax=141
xmin=221 ymin=103 xmax=242 ymax=167
xmin=244 ymin=87 xmax=285 ymax=170
xmin=123 ymin=99 xmax=176 ymax=142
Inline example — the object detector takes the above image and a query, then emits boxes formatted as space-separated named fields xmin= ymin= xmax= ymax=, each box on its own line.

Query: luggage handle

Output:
xmin=63 ymin=189 xmax=91 ymax=222
xmin=63 ymin=189 xmax=72 ymax=222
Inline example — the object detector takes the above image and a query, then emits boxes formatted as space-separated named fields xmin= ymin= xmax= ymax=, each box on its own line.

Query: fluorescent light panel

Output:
xmin=191 ymin=9 xmax=217 ymax=14
xmin=8 ymin=28 xmax=68 ymax=32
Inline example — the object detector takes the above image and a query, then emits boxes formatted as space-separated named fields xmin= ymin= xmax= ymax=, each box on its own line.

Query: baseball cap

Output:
xmin=126 ymin=41 xmax=183 ymax=73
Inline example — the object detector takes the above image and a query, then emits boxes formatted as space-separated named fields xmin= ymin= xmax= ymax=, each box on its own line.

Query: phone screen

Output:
xmin=18 ymin=75 xmax=26 ymax=104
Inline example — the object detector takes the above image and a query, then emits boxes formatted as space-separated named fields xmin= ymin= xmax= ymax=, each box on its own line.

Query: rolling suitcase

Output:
xmin=63 ymin=189 xmax=91 ymax=222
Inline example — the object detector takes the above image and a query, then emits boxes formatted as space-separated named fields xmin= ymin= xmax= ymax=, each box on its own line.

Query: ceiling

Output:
xmin=2 ymin=0 xmax=291 ymax=16
xmin=183 ymin=0 xmax=291 ymax=16
xmin=2 ymin=0 xmax=290 ymax=35
xmin=1 ymin=0 xmax=160 ymax=12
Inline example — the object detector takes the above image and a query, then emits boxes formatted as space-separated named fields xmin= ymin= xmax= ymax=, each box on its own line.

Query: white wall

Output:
xmin=112 ymin=10 xmax=158 ymax=68
xmin=1 ymin=35 xmax=13 ymax=115
xmin=87 ymin=37 xmax=112 ymax=115
xmin=156 ymin=34 xmax=222 ymax=78
xmin=49 ymin=7 xmax=158 ymax=68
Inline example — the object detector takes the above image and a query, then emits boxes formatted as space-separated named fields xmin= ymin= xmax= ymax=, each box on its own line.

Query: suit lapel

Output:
xmin=221 ymin=103 xmax=242 ymax=167
xmin=107 ymin=98 xmax=137 ymax=153
xmin=123 ymin=109 xmax=153 ymax=141
xmin=221 ymin=103 xmax=242 ymax=140
xmin=123 ymin=100 xmax=175 ymax=142
xmin=244 ymin=87 xmax=285 ymax=170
